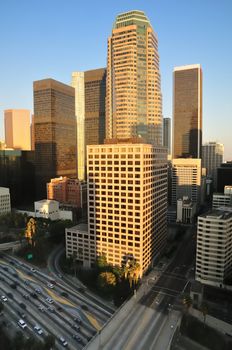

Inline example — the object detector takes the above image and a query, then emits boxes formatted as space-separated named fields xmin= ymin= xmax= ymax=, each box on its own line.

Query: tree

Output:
xmin=44 ymin=334 xmax=55 ymax=350
xmin=200 ymin=302 xmax=208 ymax=327
xmin=182 ymin=294 xmax=192 ymax=311
xmin=96 ymin=254 xmax=108 ymax=270
xmin=25 ymin=218 xmax=37 ymax=247
xmin=97 ymin=272 xmax=117 ymax=294
xmin=123 ymin=259 xmax=140 ymax=288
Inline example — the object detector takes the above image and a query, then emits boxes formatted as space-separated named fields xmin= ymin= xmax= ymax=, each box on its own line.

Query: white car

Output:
xmin=59 ymin=337 xmax=68 ymax=347
xmin=1 ymin=296 xmax=8 ymax=302
xmin=18 ymin=319 xmax=27 ymax=329
xmin=34 ymin=325 xmax=43 ymax=335
xmin=47 ymin=283 xmax=54 ymax=289
xmin=30 ymin=268 xmax=36 ymax=272
xmin=46 ymin=297 xmax=54 ymax=304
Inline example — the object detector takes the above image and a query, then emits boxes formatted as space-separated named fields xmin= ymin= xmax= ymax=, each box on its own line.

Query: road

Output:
xmin=0 ymin=252 xmax=114 ymax=349
xmin=88 ymin=226 xmax=196 ymax=350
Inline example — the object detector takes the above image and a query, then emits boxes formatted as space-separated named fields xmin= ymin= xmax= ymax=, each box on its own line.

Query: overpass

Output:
xmin=0 ymin=240 xmax=23 ymax=252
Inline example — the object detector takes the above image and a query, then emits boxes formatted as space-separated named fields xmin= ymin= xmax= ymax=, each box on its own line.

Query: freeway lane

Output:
xmin=91 ymin=226 xmax=196 ymax=350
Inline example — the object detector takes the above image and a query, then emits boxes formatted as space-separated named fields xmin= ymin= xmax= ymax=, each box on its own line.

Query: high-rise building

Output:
xmin=217 ymin=162 xmax=232 ymax=192
xmin=85 ymin=68 xmax=106 ymax=147
xmin=4 ymin=109 xmax=31 ymax=150
xmin=196 ymin=208 xmax=232 ymax=288
xmin=163 ymin=117 xmax=171 ymax=156
xmin=71 ymin=72 xmax=85 ymax=181
xmin=202 ymin=142 xmax=224 ymax=186
xmin=34 ymin=79 xmax=76 ymax=198
xmin=173 ymin=65 xmax=202 ymax=159
xmin=213 ymin=186 xmax=232 ymax=209
xmin=87 ymin=140 xmax=167 ymax=276
xmin=0 ymin=150 xmax=35 ymax=206
xmin=171 ymin=158 xmax=201 ymax=206
xmin=31 ymin=115 xmax=35 ymax=151
xmin=106 ymin=10 xmax=163 ymax=145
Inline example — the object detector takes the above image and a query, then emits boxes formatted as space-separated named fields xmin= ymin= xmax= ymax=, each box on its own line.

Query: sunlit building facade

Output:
xmin=4 ymin=109 xmax=31 ymax=150
xmin=173 ymin=64 xmax=202 ymax=159
xmin=202 ymin=142 xmax=224 ymax=187
xmin=71 ymin=72 xmax=85 ymax=181
xmin=106 ymin=10 xmax=163 ymax=145
xmin=87 ymin=140 xmax=167 ymax=276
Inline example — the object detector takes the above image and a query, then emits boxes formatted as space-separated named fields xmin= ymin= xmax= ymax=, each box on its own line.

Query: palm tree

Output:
xmin=25 ymin=218 xmax=37 ymax=247
xmin=123 ymin=259 xmax=140 ymax=288
xmin=200 ymin=302 xmax=208 ymax=327
xmin=182 ymin=294 xmax=192 ymax=326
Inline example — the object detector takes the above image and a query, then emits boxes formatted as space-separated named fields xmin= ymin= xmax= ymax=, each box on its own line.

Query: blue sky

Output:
xmin=0 ymin=0 xmax=231 ymax=159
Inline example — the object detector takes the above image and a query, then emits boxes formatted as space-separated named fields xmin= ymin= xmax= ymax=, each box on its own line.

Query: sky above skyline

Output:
xmin=0 ymin=0 xmax=231 ymax=159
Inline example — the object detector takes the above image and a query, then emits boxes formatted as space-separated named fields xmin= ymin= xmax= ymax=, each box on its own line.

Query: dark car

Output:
xmin=60 ymin=291 xmax=69 ymax=298
xmin=30 ymin=292 xmax=38 ymax=299
xmin=10 ymin=283 xmax=17 ymax=289
xmin=74 ymin=317 xmax=81 ymax=324
xmin=6 ymin=292 xmax=13 ymax=299
xmin=19 ymin=302 xmax=27 ymax=310
xmin=72 ymin=334 xmax=81 ymax=342
xmin=81 ymin=304 xmax=88 ymax=311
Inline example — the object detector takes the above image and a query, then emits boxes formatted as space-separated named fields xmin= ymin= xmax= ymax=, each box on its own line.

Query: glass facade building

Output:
xmin=0 ymin=150 xmax=35 ymax=206
xmin=106 ymin=10 xmax=163 ymax=145
xmin=173 ymin=65 xmax=202 ymax=159
xmin=34 ymin=79 xmax=76 ymax=199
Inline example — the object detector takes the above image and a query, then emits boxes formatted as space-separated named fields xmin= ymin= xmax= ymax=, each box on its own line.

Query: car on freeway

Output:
xmin=81 ymin=304 xmax=89 ymax=311
xmin=74 ymin=317 xmax=81 ymax=324
xmin=38 ymin=305 xmax=46 ymax=312
xmin=19 ymin=302 xmax=27 ymax=310
xmin=71 ymin=324 xmax=80 ymax=331
xmin=46 ymin=297 xmax=54 ymax=304
xmin=72 ymin=334 xmax=81 ymax=342
xmin=34 ymin=325 xmax=43 ymax=335
xmin=30 ymin=268 xmax=36 ymax=273
xmin=0 ymin=276 xmax=5 ymax=282
xmin=1 ymin=296 xmax=8 ymax=302
xmin=23 ymin=294 xmax=30 ymax=299
xmin=58 ymin=274 xmax=63 ymax=279
xmin=18 ymin=319 xmax=27 ymax=329
xmin=59 ymin=337 xmax=68 ymax=347
xmin=47 ymin=306 xmax=55 ymax=312
xmin=24 ymin=280 xmax=30 ymax=285
xmin=9 ymin=260 xmax=15 ymax=265
xmin=35 ymin=288 xmax=42 ymax=294
xmin=3 ymin=266 xmax=8 ymax=271
xmin=17 ymin=310 xmax=26 ymax=319
xmin=47 ymin=283 xmax=54 ymax=289
xmin=6 ymin=292 xmax=13 ymax=299
xmin=31 ymin=292 xmax=38 ymax=299
xmin=60 ymin=291 xmax=69 ymax=298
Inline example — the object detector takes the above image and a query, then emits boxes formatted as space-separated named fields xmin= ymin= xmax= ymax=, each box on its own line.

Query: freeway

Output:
xmin=0 ymin=253 xmax=114 ymax=349
xmin=87 ymin=226 xmax=196 ymax=350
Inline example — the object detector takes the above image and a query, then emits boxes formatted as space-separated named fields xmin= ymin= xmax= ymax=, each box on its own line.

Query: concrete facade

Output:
xmin=0 ymin=187 xmax=11 ymax=216
xmin=34 ymin=199 xmax=59 ymax=221
xmin=4 ymin=109 xmax=31 ymax=150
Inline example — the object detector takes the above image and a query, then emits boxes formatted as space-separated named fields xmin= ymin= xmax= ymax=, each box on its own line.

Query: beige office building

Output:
xmin=173 ymin=65 xmax=202 ymax=159
xmin=4 ymin=109 xmax=31 ymax=150
xmin=196 ymin=208 xmax=232 ymax=288
xmin=106 ymin=10 xmax=163 ymax=145
xmin=172 ymin=158 xmax=201 ymax=206
xmin=87 ymin=140 xmax=167 ymax=276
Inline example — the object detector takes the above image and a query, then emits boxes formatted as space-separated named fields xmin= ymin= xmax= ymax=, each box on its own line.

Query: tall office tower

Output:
xmin=31 ymin=115 xmax=35 ymax=151
xmin=4 ymin=109 xmax=31 ymax=150
xmin=71 ymin=72 xmax=85 ymax=181
xmin=85 ymin=68 xmax=106 ymax=146
xmin=87 ymin=140 xmax=167 ymax=276
xmin=202 ymin=142 xmax=224 ymax=186
xmin=217 ymin=162 xmax=232 ymax=192
xmin=213 ymin=186 xmax=232 ymax=209
xmin=34 ymin=79 xmax=76 ymax=198
xmin=171 ymin=158 xmax=201 ymax=206
xmin=173 ymin=64 xmax=202 ymax=159
xmin=163 ymin=117 xmax=171 ymax=156
xmin=106 ymin=10 xmax=163 ymax=145
xmin=196 ymin=208 xmax=232 ymax=288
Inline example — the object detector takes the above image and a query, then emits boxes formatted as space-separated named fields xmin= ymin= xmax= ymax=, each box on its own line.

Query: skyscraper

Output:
xmin=106 ymin=10 xmax=162 ymax=145
xmin=85 ymin=68 xmax=106 ymax=147
xmin=87 ymin=140 xmax=167 ymax=276
xmin=71 ymin=72 xmax=85 ymax=181
xmin=173 ymin=64 xmax=202 ymax=159
xmin=34 ymin=78 xmax=76 ymax=198
xmin=4 ymin=109 xmax=31 ymax=150
xmin=202 ymin=142 xmax=224 ymax=186
xmin=163 ymin=117 xmax=171 ymax=156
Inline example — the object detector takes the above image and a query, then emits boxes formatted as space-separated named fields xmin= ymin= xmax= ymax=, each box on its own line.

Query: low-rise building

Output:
xmin=196 ymin=208 xmax=232 ymax=288
xmin=65 ymin=224 xmax=96 ymax=268
xmin=34 ymin=199 xmax=59 ymax=221
xmin=0 ymin=187 xmax=11 ymax=215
